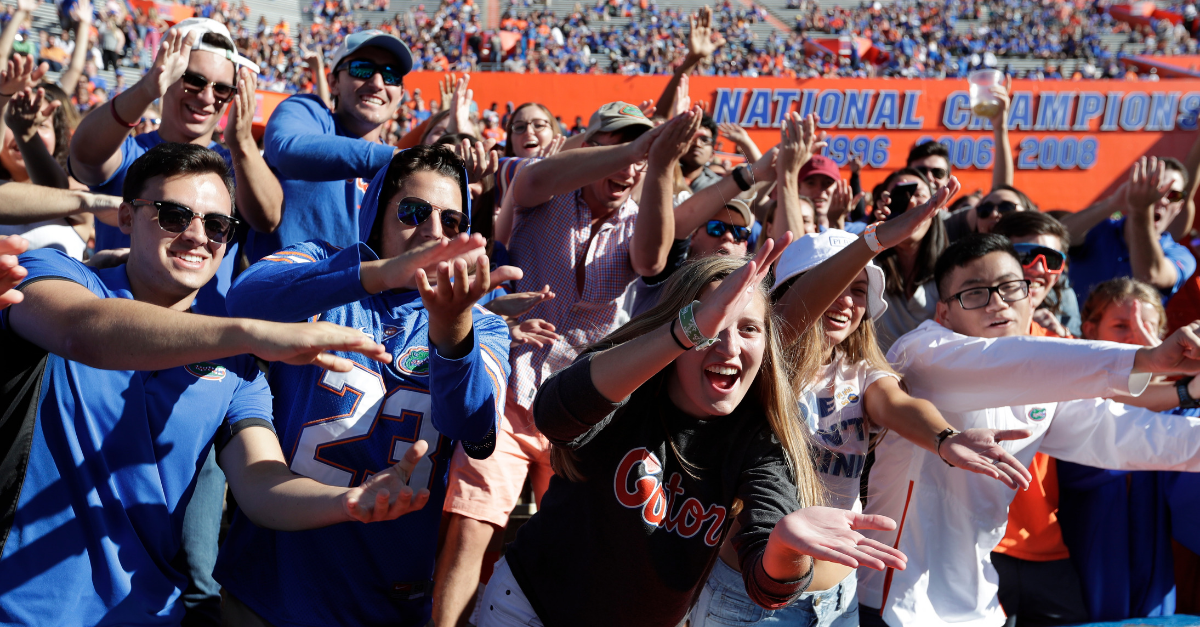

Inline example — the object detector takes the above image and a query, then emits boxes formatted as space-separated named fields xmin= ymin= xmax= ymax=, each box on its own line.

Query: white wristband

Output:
xmin=863 ymin=222 xmax=884 ymax=253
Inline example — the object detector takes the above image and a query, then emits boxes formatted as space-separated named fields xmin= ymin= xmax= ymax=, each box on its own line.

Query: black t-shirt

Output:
xmin=506 ymin=354 xmax=810 ymax=627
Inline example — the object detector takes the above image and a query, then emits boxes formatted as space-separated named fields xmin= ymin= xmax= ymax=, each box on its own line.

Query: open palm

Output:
xmin=772 ymin=507 xmax=906 ymax=571
xmin=343 ymin=440 xmax=431 ymax=522
xmin=692 ymin=234 xmax=792 ymax=339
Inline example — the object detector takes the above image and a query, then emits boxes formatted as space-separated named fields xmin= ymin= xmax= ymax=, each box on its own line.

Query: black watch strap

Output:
xmin=1177 ymin=376 xmax=1200 ymax=409
xmin=732 ymin=165 xmax=752 ymax=191
xmin=935 ymin=428 xmax=960 ymax=467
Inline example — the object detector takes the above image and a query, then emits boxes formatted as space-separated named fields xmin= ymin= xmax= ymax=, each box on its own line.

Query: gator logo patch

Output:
xmin=1029 ymin=407 xmax=1047 ymax=421
xmin=619 ymin=104 xmax=646 ymax=118
xmin=185 ymin=362 xmax=227 ymax=381
xmin=397 ymin=346 xmax=430 ymax=376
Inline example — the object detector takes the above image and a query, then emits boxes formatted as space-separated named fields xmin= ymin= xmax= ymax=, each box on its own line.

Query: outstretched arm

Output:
xmin=58 ymin=0 xmax=93 ymax=96
xmin=653 ymin=6 xmax=725 ymax=118
xmin=7 ymin=87 xmax=70 ymax=188
xmin=0 ymin=181 xmax=119 ymax=225
xmin=511 ymin=122 xmax=662 ymax=208
xmin=774 ymin=177 xmax=961 ymax=344
xmin=865 ymin=376 xmax=1032 ymax=489
xmin=9 ymin=279 xmax=390 ymax=372
xmin=635 ymin=109 xmax=701 ymax=276
xmin=1169 ymin=124 xmax=1200 ymax=240
xmin=589 ymin=235 xmax=790 ymax=402
xmin=221 ymin=427 xmax=430 ymax=530
xmin=988 ymin=79 xmax=1013 ymax=191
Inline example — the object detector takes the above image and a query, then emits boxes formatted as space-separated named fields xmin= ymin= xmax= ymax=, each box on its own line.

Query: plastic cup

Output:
xmin=968 ymin=69 xmax=1004 ymax=119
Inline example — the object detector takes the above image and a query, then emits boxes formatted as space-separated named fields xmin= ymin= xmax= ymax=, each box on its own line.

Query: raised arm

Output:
xmin=673 ymin=146 xmax=778 ymax=239
xmin=772 ymin=177 xmax=962 ymax=343
xmin=1169 ymin=125 xmax=1200 ymax=240
xmin=226 ymin=69 xmax=283 ymax=233
xmin=634 ymin=109 xmax=701 ymax=277
xmin=301 ymin=44 xmax=332 ymax=110
xmin=263 ymin=94 xmax=397 ymax=181
xmin=0 ymin=180 xmax=120 ymax=225
xmin=1125 ymin=157 xmax=1180 ymax=291
xmin=718 ymin=122 xmax=763 ymax=163
xmin=1059 ymin=182 xmax=1127 ymax=246
xmin=653 ymin=6 xmax=724 ymax=119
xmin=511 ymin=123 xmax=662 ymax=208
xmin=9 ymin=278 xmax=390 ymax=372
xmin=0 ymin=0 xmax=34 ymax=66
xmin=58 ymin=0 xmax=93 ymax=96
xmin=70 ymin=29 xmax=196 ymax=186
xmin=988 ymin=79 xmax=1013 ymax=191
xmin=6 ymin=87 xmax=70 ymax=188
xmin=589 ymin=235 xmax=789 ymax=402
xmin=774 ymin=113 xmax=824 ymax=238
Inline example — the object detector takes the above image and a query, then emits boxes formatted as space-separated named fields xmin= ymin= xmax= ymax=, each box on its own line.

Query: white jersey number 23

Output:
xmin=291 ymin=365 xmax=442 ymax=489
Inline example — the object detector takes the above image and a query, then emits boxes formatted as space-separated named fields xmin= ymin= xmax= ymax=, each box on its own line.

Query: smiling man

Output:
xmin=245 ymin=30 xmax=411 ymax=263
xmin=1064 ymin=156 xmax=1197 ymax=304
xmin=0 ymin=144 xmax=424 ymax=627
xmin=857 ymin=233 xmax=1200 ymax=627
xmin=69 ymin=17 xmax=282 ymax=316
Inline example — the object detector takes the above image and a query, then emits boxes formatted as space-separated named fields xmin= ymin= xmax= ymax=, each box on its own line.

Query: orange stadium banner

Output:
xmin=252 ymin=74 xmax=1200 ymax=211
xmin=400 ymin=73 xmax=1200 ymax=211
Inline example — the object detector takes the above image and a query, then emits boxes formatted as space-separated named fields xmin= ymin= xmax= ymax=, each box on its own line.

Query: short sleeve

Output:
xmin=87 ymin=134 xmax=146 ymax=197
xmin=1162 ymin=236 xmax=1197 ymax=298
xmin=15 ymin=248 xmax=102 ymax=294
xmin=214 ymin=357 xmax=276 ymax=453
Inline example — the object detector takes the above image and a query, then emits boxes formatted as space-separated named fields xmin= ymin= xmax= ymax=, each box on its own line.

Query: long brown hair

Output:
xmin=549 ymin=255 xmax=826 ymax=508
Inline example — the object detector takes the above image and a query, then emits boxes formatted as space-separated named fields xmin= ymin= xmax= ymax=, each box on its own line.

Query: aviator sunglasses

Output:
xmin=394 ymin=197 xmax=470 ymax=236
xmin=132 ymin=199 xmax=242 ymax=244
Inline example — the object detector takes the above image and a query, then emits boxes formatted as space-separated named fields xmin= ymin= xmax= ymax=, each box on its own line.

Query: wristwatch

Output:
xmin=731 ymin=165 xmax=752 ymax=191
xmin=1177 ymin=376 xmax=1200 ymax=409
xmin=935 ymin=428 xmax=960 ymax=467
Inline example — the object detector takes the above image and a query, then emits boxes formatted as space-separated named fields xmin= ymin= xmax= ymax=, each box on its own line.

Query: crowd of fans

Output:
xmin=3 ymin=6 xmax=1200 ymax=627
xmin=2 ymin=0 xmax=1197 ymax=112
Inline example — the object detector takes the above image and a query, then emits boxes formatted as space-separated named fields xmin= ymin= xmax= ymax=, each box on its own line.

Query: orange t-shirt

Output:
xmin=994 ymin=320 xmax=1071 ymax=561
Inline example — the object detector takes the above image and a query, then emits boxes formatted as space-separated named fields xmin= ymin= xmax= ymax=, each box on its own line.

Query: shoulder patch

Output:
xmin=185 ymin=361 xmax=228 ymax=381
xmin=397 ymin=346 xmax=430 ymax=376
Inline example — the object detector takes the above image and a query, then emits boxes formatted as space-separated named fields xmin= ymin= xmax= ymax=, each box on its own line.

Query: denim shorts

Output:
xmin=690 ymin=558 xmax=859 ymax=627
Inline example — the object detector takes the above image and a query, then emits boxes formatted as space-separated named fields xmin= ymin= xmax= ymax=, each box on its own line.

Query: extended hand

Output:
xmin=0 ymin=55 xmax=49 ymax=98
xmin=228 ymin=68 xmax=258 ymax=153
xmin=770 ymin=507 xmax=907 ymax=571
xmin=691 ymin=233 xmax=792 ymax=340
xmin=485 ymin=284 xmax=555 ymax=318
xmin=343 ymin=440 xmax=431 ymax=522
xmin=0 ymin=235 xmax=29 ymax=310
xmin=875 ymin=176 xmax=961 ymax=249
xmin=250 ymin=320 xmax=391 ymax=371
xmin=688 ymin=6 xmax=727 ymax=59
xmin=509 ymin=318 xmax=559 ymax=348
xmin=1125 ymin=156 xmax=1171 ymax=215
xmin=417 ymin=254 xmax=498 ymax=357
xmin=460 ymin=138 xmax=499 ymax=184
xmin=145 ymin=29 xmax=197 ymax=100
xmin=777 ymin=112 xmax=826 ymax=179
xmin=648 ymin=107 xmax=701 ymax=171
xmin=1135 ymin=321 xmax=1200 ymax=374
xmin=941 ymin=428 xmax=1034 ymax=490
xmin=6 ymin=87 xmax=60 ymax=141
xmin=375 ymin=233 xmax=488 ymax=291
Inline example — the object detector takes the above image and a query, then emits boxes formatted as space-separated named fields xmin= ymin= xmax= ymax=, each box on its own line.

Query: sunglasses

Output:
xmin=338 ymin=59 xmax=404 ymax=86
xmin=1166 ymin=189 xmax=1187 ymax=203
xmin=705 ymin=220 xmax=750 ymax=243
xmin=1012 ymin=242 xmax=1066 ymax=275
xmin=913 ymin=165 xmax=949 ymax=181
xmin=180 ymin=71 xmax=237 ymax=105
xmin=945 ymin=279 xmax=1031 ymax=310
xmin=394 ymin=197 xmax=469 ymax=236
xmin=132 ymin=199 xmax=241 ymax=244
xmin=511 ymin=119 xmax=551 ymax=134
xmin=976 ymin=200 xmax=1020 ymax=219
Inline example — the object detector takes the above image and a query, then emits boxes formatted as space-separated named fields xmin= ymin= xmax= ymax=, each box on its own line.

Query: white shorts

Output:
xmin=476 ymin=556 xmax=543 ymax=627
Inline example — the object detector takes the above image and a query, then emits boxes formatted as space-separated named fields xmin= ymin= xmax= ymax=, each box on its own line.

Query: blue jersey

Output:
xmin=214 ymin=240 xmax=509 ymax=627
xmin=71 ymin=131 xmax=238 ymax=317
xmin=0 ymin=249 xmax=273 ymax=627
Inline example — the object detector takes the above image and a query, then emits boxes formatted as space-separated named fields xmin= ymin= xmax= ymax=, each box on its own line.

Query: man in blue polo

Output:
xmin=245 ymin=30 xmax=410 ymax=262
xmin=1064 ymin=155 xmax=1198 ymax=304
xmin=0 ymin=143 xmax=426 ymax=627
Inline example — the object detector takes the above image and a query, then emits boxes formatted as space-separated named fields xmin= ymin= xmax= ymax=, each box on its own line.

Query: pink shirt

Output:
xmin=507 ymin=187 xmax=639 ymax=411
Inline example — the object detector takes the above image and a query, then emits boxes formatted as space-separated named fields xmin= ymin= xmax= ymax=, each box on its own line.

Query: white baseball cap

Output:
xmin=771 ymin=229 xmax=888 ymax=320
xmin=169 ymin=18 xmax=261 ymax=73
xmin=329 ymin=30 xmax=414 ymax=75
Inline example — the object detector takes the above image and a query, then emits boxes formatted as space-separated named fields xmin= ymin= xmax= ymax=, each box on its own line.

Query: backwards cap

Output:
xmin=169 ymin=18 xmax=261 ymax=73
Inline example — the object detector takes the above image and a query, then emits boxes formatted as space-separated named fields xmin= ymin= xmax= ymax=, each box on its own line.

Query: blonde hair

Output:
xmin=550 ymin=255 xmax=826 ymax=508
xmin=1081 ymin=277 xmax=1167 ymax=339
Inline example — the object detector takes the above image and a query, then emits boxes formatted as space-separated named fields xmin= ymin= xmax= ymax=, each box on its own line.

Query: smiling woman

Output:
xmin=472 ymin=245 xmax=908 ymax=627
